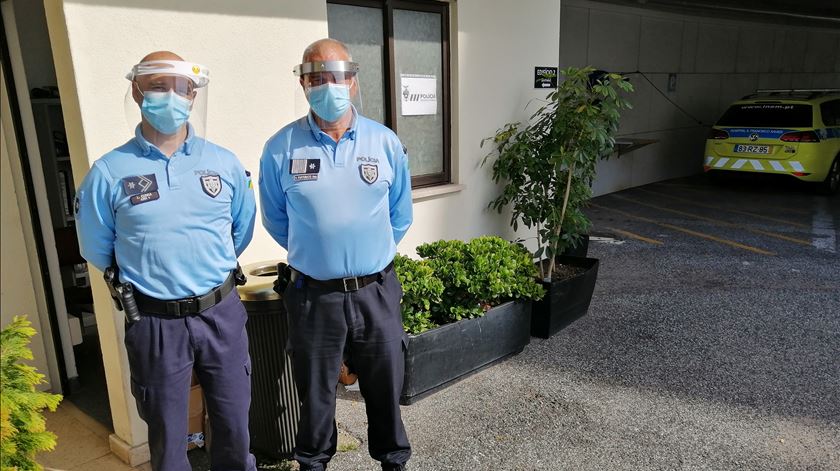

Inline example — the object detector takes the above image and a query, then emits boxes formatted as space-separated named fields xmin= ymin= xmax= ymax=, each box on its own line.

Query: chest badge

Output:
xmin=359 ymin=164 xmax=378 ymax=184
xmin=122 ymin=174 xmax=160 ymax=205
xmin=290 ymin=159 xmax=320 ymax=182
xmin=200 ymin=175 xmax=222 ymax=198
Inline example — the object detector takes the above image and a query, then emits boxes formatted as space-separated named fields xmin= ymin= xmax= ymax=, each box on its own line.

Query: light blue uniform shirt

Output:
xmin=259 ymin=111 xmax=413 ymax=280
xmin=75 ymin=125 xmax=256 ymax=299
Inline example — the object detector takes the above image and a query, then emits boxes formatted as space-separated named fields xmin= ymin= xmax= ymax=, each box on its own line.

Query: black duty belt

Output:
xmin=290 ymin=261 xmax=394 ymax=292
xmin=134 ymin=272 xmax=235 ymax=317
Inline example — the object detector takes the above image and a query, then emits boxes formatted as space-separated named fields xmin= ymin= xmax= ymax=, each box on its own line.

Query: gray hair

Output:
xmin=302 ymin=38 xmax=353 ymax=63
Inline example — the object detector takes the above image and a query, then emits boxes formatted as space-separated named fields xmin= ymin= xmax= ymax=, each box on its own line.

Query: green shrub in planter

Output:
xmin=396 ymin=236 xmax=544 ymax=335
xmin=394 ymin=255 xmax=444 ymax=335
xmin=418 ymin=237 xmax=544 ymax=323
xmin=1 ymin=316 xmax=62 ymax=470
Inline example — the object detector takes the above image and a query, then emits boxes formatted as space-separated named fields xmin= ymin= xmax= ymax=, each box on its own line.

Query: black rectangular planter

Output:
xmin=400 ymin=301 xmax=531 ymax=405
xmin=560 ymin=235 xmax=589 ymax=258
xmin=531 ymin=256 xmax=599 ymax=339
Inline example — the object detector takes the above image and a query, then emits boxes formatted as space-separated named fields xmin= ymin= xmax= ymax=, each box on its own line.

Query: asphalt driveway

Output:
xmin=331 ymin=175 xmax=840 ymax=471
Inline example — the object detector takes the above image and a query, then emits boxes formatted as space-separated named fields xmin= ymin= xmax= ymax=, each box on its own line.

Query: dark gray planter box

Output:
xmin=531 ymin=256 xmax=599 ymax=339
xmin=400 ymin=300 xmax=531 ymax=405
xmin=560 ymin=235 xmax=589 ymax=258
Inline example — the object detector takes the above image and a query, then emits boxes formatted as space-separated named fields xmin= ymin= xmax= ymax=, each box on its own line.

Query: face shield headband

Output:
xmin=126 ymin=60 xmax=210 ymax=88
xmin=293 ymin=60 xmax=359 ymax=79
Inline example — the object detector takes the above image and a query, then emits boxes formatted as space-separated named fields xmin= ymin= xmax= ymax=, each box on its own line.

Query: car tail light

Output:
xmin=708 ymin=129 xmax=729 ymax=140
xmin=780 ymin=131 xmax=820 ymax=143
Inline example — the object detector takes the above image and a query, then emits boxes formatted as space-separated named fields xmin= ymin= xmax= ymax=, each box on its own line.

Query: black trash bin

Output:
xmin=237 ymin=260 xmax=299 ymax=459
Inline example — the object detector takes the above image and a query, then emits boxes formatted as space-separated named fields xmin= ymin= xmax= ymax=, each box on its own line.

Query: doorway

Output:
xmin=1 ymin=0 xmax=111 ymax=429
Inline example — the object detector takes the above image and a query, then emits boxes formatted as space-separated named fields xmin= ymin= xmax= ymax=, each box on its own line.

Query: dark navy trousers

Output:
xmin=284 ymin=265 xmax=411 ymax=470
xmin=124 ymin=290 xmax=257 ymax=471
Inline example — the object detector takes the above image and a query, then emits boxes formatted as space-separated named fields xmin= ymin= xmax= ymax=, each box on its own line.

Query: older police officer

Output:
xmin=75 ymin=51 xmax=257 ymax=471
xmin=259 ymin=39 xmax=413 ymax=470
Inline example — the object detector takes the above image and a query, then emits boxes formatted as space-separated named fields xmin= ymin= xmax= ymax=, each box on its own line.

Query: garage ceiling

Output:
xmin=595 ymin=0 xmax=840 ymax=27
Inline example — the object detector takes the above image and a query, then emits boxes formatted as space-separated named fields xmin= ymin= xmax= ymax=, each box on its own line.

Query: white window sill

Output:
xmin=411 ymin=183 xmax=465 ymax=202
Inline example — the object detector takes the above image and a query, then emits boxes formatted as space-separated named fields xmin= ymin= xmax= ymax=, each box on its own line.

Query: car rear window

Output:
xmin=716 ymin=103 xmax=813 ymax=127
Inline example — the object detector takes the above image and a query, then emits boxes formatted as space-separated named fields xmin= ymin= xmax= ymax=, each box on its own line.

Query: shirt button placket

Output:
xmin=167 ymin=155 xmax=180 ymax=189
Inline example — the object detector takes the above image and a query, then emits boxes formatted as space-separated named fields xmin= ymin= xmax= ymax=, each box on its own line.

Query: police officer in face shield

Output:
xmin=74 ymin=51 xmax=257 ymax=471
xmin=259 ymin=39 xmax=413 ymax=471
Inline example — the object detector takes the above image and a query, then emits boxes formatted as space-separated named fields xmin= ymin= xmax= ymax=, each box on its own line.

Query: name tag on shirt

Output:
xmin=290 ymin=159 xmax=320 ymax=182
xmin=122 ymin=174 xmax=160 ymax=205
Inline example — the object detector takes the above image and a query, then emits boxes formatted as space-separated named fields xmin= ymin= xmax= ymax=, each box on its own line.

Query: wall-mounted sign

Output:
xmin=534 ymin=66 xmax=558 ymax=89
xmin=400 ymin=74 xmax=438 ymax=116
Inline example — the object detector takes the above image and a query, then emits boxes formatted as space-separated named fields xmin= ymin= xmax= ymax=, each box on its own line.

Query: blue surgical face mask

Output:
xmin=141 ymin=90 xmax=191 ymax=135
xmin=306 ymin=83 xmax=352 ymax=122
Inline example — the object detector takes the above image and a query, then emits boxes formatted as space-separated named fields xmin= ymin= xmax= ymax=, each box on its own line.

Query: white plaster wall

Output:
xmin=561 ymin=0 xmax=840 ymax=196
xmin=400 ymin=0 xmax=562 ymax=255
xmin=59 ymin=0 xmax=328 ymax=267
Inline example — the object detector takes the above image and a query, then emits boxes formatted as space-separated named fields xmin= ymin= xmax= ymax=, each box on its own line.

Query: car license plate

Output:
xmin=734 ymin=144 xmax=770 ymax=154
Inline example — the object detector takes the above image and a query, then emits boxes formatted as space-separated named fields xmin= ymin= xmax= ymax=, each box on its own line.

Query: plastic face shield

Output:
xmin=124 ymin=60 xmax=210 ymax=141
xmin=294 ymin=60 xmax=363 ymax=130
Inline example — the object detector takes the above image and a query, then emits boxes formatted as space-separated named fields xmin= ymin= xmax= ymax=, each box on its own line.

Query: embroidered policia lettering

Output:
xmin=122 ymin=174 xmax=160 ymax=205
xmin=290 ymin=159 xmax=321 ymax=182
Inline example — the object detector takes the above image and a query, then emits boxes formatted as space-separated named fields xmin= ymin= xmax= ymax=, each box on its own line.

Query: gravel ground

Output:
xmin=327 ymin=176 xmax=840 ymax=471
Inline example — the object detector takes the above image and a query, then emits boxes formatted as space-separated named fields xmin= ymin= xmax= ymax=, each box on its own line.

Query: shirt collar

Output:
xmin=306 ymin=107 xmax=358 ymax=143
xmin=134 ymin=123 xmax=196 ymax=157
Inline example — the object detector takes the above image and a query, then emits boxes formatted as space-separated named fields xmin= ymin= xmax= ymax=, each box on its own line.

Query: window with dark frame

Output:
xmin=327 ymin=0 xmax=451 ymax=189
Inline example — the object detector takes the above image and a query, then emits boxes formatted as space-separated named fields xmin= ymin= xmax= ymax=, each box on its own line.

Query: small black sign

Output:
xmin=534 ymin=67 xmax=558 ymax=89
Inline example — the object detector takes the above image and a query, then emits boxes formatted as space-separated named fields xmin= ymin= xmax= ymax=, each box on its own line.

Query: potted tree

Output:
xmin=395 ymin=236 xmax=544 ymax=405
xmin=482 ymin=67 xmax=633 ymax=338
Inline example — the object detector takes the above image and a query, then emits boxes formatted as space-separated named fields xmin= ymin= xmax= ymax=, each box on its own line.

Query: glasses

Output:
xmin=303 ymin=72 xmax=355 ymax=87
xmin=135 ymin=75 xmax=195 ymax=98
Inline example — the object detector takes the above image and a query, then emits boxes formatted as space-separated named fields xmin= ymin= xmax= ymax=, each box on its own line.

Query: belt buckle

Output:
xmin=342 ymin=277 xmax=360 ymax=292
xmin=178 ymin=297 xmax=199 ymax=315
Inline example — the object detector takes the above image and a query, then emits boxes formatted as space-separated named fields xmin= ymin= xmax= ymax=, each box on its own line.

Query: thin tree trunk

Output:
xmin=547 ymin=162 xmax=575 ymax=280
xmin=536 ymin=221 xmax=544 ymax=280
